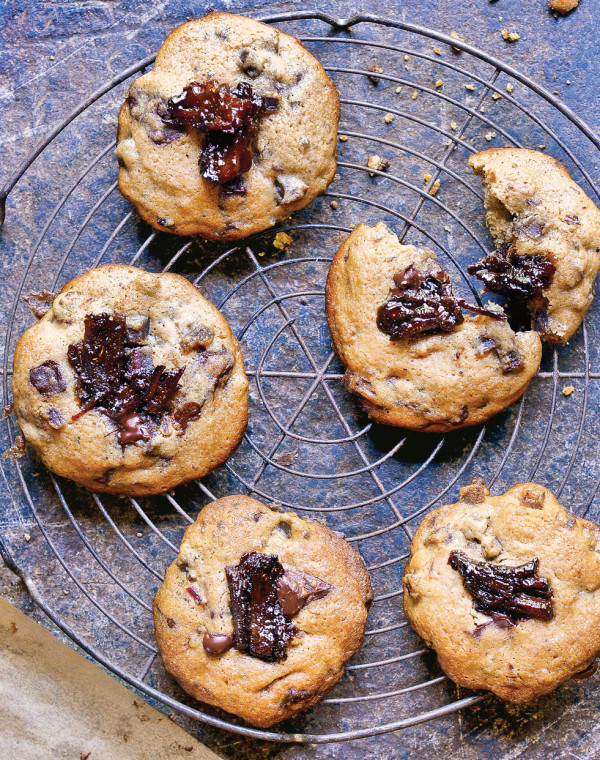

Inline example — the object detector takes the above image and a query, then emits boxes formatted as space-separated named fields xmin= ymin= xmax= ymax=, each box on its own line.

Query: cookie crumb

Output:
xmin=444 ymin=225 xmax=452 ymax=232
xmin=395 ymin=86 xmax=402 ymax=94
xmin=412 ymin=91 xmax=418 ymax=99
xmin=433 ymin=47 xmax=443 ymax=55
xmin=450 ymin=30 xmax=464 ymax=52
xmin=24 ymin=532 xmax=31 ymax=542
xmin=423 ymin=173 xmax=433 ymax=183
xmin=366 ymin=155 xmax=390 ymax=175
xmin=404 ymin=55 xmax=410 ymax=61
xmin=384 ymin=112 xmax=394 ymax=124
xmin=273 ymin=232 xmax=293 ymax=250
xmin=506 ymin=83 xmax=514 ymax=93
xmin=339 ymin=135 xmax=348 ymax=142
xmin=465 ymin=84 xmax=475 ymax=92
xmin=492 ymin=92 xmax=501 ymax=101
xmin=562 ymin=385 xmax=575 ymax=396
xmin=330 ymin=200 xmax=339 ymax=210
xmin=10 ymin=621 xmax=18 ymax=634
xmin=136 ymin=531 xmax=143 ymax=537
xmin=429 ymin=179 xmax=441 ymax=196
xmin=450 ymin=121 xmax=457 ymax=130
xmin=501 ymin=29 xmax=520 ymax=42
xmin=3 ymin=403 xmax=13 ymax=418
xmin=485 ymin=131 xmax=496 ymax=141
xmin=549 ymin=0 xmax=579 ymax=13
xmin=435 ymin=79 xmax=443 ymax=88
xmin=367 ymin=64 xmax=383 ymax=85
xmin=3 ymin=436 xmax=25 ymax=460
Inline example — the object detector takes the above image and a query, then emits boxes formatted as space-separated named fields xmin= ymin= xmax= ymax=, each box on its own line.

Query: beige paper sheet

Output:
xmin=0 ymin=597 xmax=222 ymax=760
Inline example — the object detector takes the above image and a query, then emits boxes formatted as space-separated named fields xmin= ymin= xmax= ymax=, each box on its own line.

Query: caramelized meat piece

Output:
xmin=29 ymin=360 xmax=66 ymax=397
xmin=449 ymin=550 xmax=554 ymax=622
xmin=163 ymin=81 xmax=279 ymax=184
xmin=226 ymin=552 xmax=294 ymax=662
xmin=67 ymin=313 xmax=183 ymax=443
xmin=468 ymin=242 xmax=556 ymax=302
xmin=377 ymin=265 xmax=505 ymax=340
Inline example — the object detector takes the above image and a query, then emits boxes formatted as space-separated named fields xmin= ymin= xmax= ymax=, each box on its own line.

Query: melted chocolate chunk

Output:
xmin=377 ymin=265 xmax=505 ymax=341
xmin=468 ymin=242 xmax=556 ymax=302
xmin=67 ymin=313 xmax=184 ymax=443
xmin=163 ymin=80 xmax=279 ymax=184
xmin=29 ymin=360 xmax=66 ymax=397
xmin=203 ymin=633 xmax=234 ymax=655
xmin=276 ymin=568 xmax=332 ymax=617
xmin=449 ymin=550 xmax=554 ymax=623
xmin=172 ymin=401 xmax=203 ymax=432
xmin=225 ymin=552 xmax=295 ymax=663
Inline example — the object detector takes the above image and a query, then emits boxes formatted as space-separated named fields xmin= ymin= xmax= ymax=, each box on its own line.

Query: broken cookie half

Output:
xmin=469 ymin=148 xmax=600 ymax=343
xmin=325 ymin=222 xmax=542 ymax=431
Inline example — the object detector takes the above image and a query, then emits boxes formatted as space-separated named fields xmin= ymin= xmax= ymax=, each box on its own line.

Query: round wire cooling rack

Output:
xmin=1 ymin=10 xmax=600 ymax=745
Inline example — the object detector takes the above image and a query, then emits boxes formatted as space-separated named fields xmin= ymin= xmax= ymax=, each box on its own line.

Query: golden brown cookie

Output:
xmin=325 ymin=222 xmax=542 ymax=431
xmin=549 ymin=0 xmax=579 ymax=14
xmin=469 ymin=148 xmax=600 ymax=343
xmin=153 ymin=496 xmax=373 ymax=727
xmin=404 ymin=480 xmax=600 ymax=703
xmin=116 ymin=12 xmax=339 ymax=240
xmin=12 ymin=264 xmax=248 ymax=495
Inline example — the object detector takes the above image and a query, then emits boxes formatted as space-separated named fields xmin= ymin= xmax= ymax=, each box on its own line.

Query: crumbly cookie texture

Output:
xmin=549 ymin=0 xmax=579 ymax=13
xmin=470 ymin=148 xmax=600 ymax=343
xmin=12 ymin=264 xmax=248 ymax=496
xmin=153 ymin=496 xmax=373 ymax=727
xmin=404 ymin=480 xmax=600 ymax=703
xmin=325 ymin=222 xmax=542 ymax=431
xmin=116 ymin=12 xmax=339 ymax=240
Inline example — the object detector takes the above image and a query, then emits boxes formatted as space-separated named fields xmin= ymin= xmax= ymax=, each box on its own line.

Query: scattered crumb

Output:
xmin=50 ymin=55 xmax=55 ymax=61
xmin=3 ymin=436 xmax=25 ymax=460
xmin=553 ymin=90 xmax=559 ymax=94
xmin=444 ymin=139 xmax=452 ymax=146
xmin=434 ymin=47 xmax=443 ymax=55
xmin=444 ymin=225 xmax=451 ymax=232
xmin=412 ymin=91 xmax=418 ymax=99
xmin=339 ymin=135 xmax=348 ymax=142
xmin=549 ymin=0 xmax=579 ymax=13
xmin=273 ymin=231 xmax=293 ymax=250
xmin=395 ymin=86 xmax=402 ymax=93
xmin=538 ymin=144 xmax=546 ymax=150
xmin=423 ymin=173 xmax=433 ymax=183
xmin=465 ymin=83 xmax=475 ymax=91
xmin=435 ymin=79 xmax=443 ymax=88
xmin=24 ymin=532 xmax=31 ymax=542
xmin=566 ymin=79 xmax=571 ymax=85
xmin=480 ymin=106 xmax=486 ymax=113
xmin=450 ymin=31 xmax=464 ymax=52
xmin=429 ymin=179 xmax=441 ymax=196
xmin=492 ymin=92 xmax=501 ymax=101
xmin=23 ymin=289 xmax=56 ymax=320
xmin=3 ymin=403 xmax=13 ymax=418
xmin=10 ymin=621 xmax=18 ymax=634
xmin=501 ymin=29 xmax=521 ymax=42
xmin=63 ymin=589 xmax=69 ymax=595
xmin=450 ymin=120 xmax=458 ymax=130
xmin=562 ymin=385 xmax=575 ymax=396
xmin=485 ymin=131 xmax=496 ymax=141
xmin=366 ymin=155 xmax=390 ymax=175
xmin=367 ymin=64 xmax=383 ymax=85
xmin=404 ymin=64 xmax=409 ymax=70
xmin=257 ymin=251 xmax=265 ymax=257
xmin=136 ymin=531 xmax=143 ymax=537
xmin=506 ymin=83 xmax=514 ymax=93
xmin=404 ymin=55 xmax=410 ymax=61
xmin=384 ymin=112 xmax=394 ymax=124
xmin=330 ymin=200 xmax=339 ymax=210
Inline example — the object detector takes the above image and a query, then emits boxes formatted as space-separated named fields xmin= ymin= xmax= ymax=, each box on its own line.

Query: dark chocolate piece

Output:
xmin=29 ymin=360 xmax=66 ymax=397
xmin=468 ymin=242 xmax=556 ymax=302
xmin=172 ymin=401 xmax=203 ymax=432
xmin=203 ymin=633 xmax=234 ymax=655
xmin=162 ymin=80 xmax=279 ymax=184
xmin=276 ymin=568 xmax=332 ymax=617
xmin=449 ymin=550 xmax=554 ymax=623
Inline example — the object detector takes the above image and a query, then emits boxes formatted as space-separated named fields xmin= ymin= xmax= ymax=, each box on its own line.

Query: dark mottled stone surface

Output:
xmin=1 ymin=2 xmax=600 ymax=759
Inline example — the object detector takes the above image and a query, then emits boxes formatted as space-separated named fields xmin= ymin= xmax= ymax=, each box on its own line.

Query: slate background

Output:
xmin=1 ymin=1 xmax=600 ymax=759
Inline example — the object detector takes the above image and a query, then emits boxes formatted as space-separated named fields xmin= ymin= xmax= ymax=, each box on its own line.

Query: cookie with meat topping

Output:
xmin=12 ymin=264 xmax=248 ymax=495
xmin=116 ymin=12 xmax=339 ymax=240
xmin=403 ymin=480 xmax=600 ymax=703
xmin=153 ymin=495 xmax=373 ymax=727
xmin=469 ymin=148 xmax=600 ymax=343
xmin=325 ymin=222 xmax=542 ymax=431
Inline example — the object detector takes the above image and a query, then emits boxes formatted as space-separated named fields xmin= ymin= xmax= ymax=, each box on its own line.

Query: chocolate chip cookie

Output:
xmin=12 ymin=264 xmax=248 ymax=496
xmin=404 ymin=479 xmax=600 ymax=703
xmin=325 ymin=222 xmax=542 ymax=431
xmin=153 ymin=496 xmax=373 ymax=727
xmin=468 ymin=148 xmax=600 ymax=343
xmin=116 ymin=12 xmax=339 ymax=240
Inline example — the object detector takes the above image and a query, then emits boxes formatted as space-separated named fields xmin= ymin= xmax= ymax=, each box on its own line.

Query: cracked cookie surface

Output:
xmin=116 ymin=12 xmax=339 ymax=240
xmin=12 ymin=264 xmax=248 ymax=495
xmin=325 ymin=222 xmax=542 ymax=431
xmin=404 ymin=481 xmax=600 ymax=703
xmin=469 ymin=148 xmax=600 ymax=343
xmin=153 ymin=496 xmax=373 ymax=727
